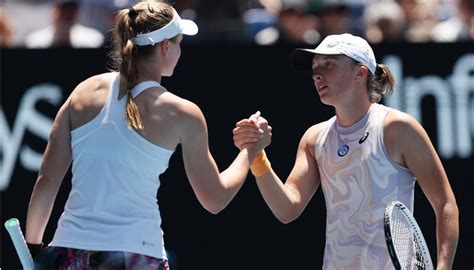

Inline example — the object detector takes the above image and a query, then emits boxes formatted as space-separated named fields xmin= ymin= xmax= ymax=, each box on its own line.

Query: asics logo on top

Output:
xmin=359 ymin=132 xmax=369 ymax=144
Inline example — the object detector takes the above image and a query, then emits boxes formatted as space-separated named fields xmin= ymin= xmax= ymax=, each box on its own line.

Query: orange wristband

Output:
xmin=250 ymin=150 xmax=271 ymax=177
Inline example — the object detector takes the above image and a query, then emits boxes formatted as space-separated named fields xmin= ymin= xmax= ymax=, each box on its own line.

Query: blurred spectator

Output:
xmin=4 ymin=0 xmax=472 ymax=46
xmin=244 ymin=0 xmax=361 ymax=45
xmin=396 ymin=0 xmax=439 ymax=42
xmin=0 ymin=8 xmax=13 ymax=47
xmin=363 ymin=1 xmax=406 ymax=43
xmin=313 ymin=0 xmax=352 ymax=39
xmin=242 ymin=0 xmax=319 ymax=45
xmin=431 ymin=0 xmax=474 ymax=41
xmin=278 ymin=5 xmax=320 ymax=45
xmin=242 ymin=0 xmax=280 ymax=45
xmin=24 ymin=0 xmax=104 ymax=48
xmin=191 ymin=0 xmax=248 ymax=43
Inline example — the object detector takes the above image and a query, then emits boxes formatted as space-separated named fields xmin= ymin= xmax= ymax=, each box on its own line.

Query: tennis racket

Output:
xmin=4 ymin=218 xmax=35 ymax=270
xmin=384 ymin=201 xmax=434 ymax=270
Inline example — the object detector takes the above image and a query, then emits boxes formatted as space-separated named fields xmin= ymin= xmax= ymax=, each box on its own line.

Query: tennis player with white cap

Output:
xmin=290 ymin=33 xmax=377 ymax=74
xmin=24 ymin=1 xmax=270 ymax=269
xmin=234 ymin=33 xmax=458 ymax=269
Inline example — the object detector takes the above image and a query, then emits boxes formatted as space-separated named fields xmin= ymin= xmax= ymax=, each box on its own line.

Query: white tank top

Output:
xmin=314 ymin=103 xmax=415 ymax=269
xmin=50 ymin=73 xmax=175 ymax=259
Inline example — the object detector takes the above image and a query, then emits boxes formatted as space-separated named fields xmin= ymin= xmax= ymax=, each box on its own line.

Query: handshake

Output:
xmin=233 ymin=111 xmax=273 ymax=177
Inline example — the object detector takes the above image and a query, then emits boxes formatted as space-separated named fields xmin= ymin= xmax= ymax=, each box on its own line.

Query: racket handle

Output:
xmin=4 ymin=218 xmax=35 ymax=270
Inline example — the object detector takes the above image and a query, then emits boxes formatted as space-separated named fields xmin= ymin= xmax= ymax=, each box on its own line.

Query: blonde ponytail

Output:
xmin=126 ymin=91 xmax=144 ymax=131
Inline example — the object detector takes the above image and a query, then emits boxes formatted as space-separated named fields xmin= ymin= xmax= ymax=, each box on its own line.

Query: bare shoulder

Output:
xmin=152 ymin=91 xmax=204 ymax=122
xmin=304 ymin=122 xmax=327 ymax=142
xmin=300 ymin=121 xmax=330 ymax=157
xmin=384 ymin=108 xmax=430 ymax=165
xmin=70 ymin=72 xmax=114 ymax=109
xmin=384 ymin=108 xmax=424 ymax=138
xmin=145 ymin=90 xmax=207 ymax=137
xmin=69 ymin=72 xmax=114 ymax=129
xmin=74 ymin=73 xmax=113 ymax=94
xmin=154 ymin=91 xmax=208 ymax=147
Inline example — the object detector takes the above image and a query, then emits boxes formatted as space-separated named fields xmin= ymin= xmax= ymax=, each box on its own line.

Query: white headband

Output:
xmin=131 ymin=8 xmax=198 ymax=46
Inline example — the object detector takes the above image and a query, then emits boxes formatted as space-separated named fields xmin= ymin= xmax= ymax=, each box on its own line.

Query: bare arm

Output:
xmin=180 ymin=106 xmax=270 ymax=214
xmin=25 ymin=98 xmax=72 ymax=244
xmin=235 ymin=122 xmax=322 ymax=223
xmin=385 ymin=111 xmax=459 ymax=270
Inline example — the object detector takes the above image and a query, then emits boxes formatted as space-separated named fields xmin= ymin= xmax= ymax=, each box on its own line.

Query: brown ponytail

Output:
xmin=109 ymin=1 xmax=174 ymax=131
xmin=122 ymin=39 xmax=143 ymax=131
xmin=366 ymin=64 xmax=395 ymax=103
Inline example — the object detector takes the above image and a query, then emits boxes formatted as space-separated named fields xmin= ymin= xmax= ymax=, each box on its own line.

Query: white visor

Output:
xmin=131 ymin=8 xmax=198 ymax=46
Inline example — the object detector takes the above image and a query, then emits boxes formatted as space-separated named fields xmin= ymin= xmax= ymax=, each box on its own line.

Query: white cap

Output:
xmin=290 ymin=33 xmax=377 ymax=74
xmin=131 ymin=8 xmax=198 ymax=46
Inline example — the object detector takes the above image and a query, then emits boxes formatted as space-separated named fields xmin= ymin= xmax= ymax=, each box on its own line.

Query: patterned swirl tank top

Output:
xmin=314 ymin=103 xmax=415 ymax=269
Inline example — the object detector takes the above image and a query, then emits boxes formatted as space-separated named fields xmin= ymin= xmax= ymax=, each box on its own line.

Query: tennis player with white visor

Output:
xmin=131 ymin=7 xmax=198 ymax=46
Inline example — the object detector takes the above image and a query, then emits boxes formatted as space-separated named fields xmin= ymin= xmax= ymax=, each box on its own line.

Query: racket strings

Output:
xmin=391 ymin=209 xmax=426 ymax=269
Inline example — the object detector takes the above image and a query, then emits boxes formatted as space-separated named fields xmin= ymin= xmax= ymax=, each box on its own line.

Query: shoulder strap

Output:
xmin=131 ymin=81 xmax=162 ymax=98
xmin=314 ymin=117 xmax=336 ymax=160
xmin=102 ymin=72 xmax=121 ymax=123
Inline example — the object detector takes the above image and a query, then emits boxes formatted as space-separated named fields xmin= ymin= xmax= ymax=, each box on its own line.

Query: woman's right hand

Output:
xmin=233 ymin=111 xmax=272 ymax=153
